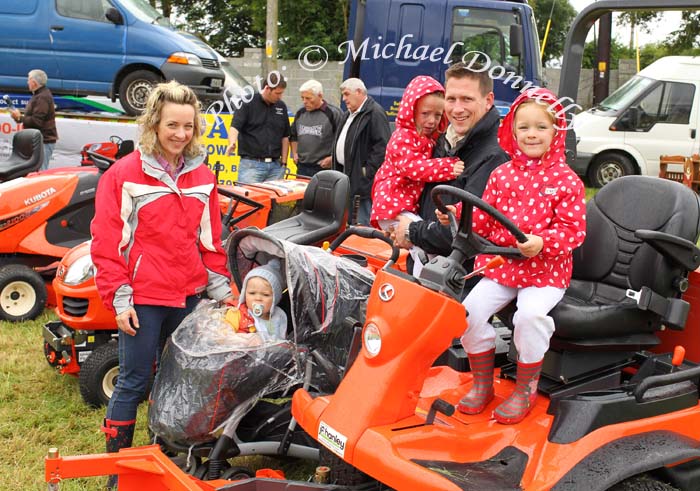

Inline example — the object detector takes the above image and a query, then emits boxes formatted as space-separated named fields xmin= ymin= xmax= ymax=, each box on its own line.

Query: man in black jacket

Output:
xmin=10 ymin=69 xmax=58 ymax=170
xmin=393 ymin=62 xmax=509 ymax=280
xmin=332 ymin=78 xmax=391 ymax=225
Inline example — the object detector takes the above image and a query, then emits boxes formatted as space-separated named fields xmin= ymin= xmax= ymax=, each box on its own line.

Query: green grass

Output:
xmin=0 ymin=310 xmax=313 ymax=490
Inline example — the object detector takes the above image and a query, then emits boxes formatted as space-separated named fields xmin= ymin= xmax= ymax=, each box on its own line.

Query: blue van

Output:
xmin=345 ymin=0 xmax=543 ymax=118
xmin=0 ymin=0 xmax=225 ymax=115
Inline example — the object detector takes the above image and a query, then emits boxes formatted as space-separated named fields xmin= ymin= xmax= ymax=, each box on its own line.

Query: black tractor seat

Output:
xmin=263 ymin=170 xmax=349 ymax=246
xmin=501 ymin=176 xmax=700 ymax=384
xmin=0 ymin=129 xmax=44 ymax=181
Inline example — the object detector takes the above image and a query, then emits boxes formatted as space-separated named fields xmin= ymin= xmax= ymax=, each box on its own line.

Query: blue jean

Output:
xmin=106 ymin=296 xmax=200 ymax=422
xmin=353 ymin=197 xmax=372 ymax=225
xmin=237 ymin=158 xmax=286 ymax=183
xmin=42 ymin=143 xmax=55 ymax=170
xmin=296 ymin=162 xmax=322 ymax=178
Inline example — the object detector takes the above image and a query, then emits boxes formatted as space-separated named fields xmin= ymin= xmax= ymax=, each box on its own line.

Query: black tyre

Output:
xmin=319 ymin=446 xmax=375 ymax=486
xmin=0 ymin=264 xmax=47 ymax=322
xmin=589 ymin=152 xmax=635 ymax=188
xmin=79 ymin=341 xmax=119 ymax=408
xmin=220 ymin=466 xmax=254 ymax=481
xmin=608 ymin=474 xmax=679 ymax=491
xmin=119 ymin=70 xmax=163 ymax=115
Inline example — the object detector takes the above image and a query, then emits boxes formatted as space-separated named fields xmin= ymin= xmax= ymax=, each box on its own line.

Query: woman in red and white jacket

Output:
xmin=90 ymin=81 xmax=233 ymax=484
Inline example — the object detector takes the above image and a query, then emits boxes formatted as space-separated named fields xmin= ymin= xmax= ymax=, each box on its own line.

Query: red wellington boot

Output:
xmin=457 ymin=349 xmax=495 ymax=415
xmin=493 ymin=359 xmax=542 ymax=425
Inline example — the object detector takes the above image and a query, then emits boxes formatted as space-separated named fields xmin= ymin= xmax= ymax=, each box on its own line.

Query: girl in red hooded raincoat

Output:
xmin=370 ymin=75 xmax=464 ymax=275
xmin=437 ymin=87 xmax=587 ymax=425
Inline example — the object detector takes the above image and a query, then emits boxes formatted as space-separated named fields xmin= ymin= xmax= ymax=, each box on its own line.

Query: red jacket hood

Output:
xmin=395 ymin=75 xmax=449 ymax=141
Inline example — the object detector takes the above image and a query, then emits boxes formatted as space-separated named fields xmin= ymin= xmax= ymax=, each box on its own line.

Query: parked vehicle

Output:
xmin=574 ymin=56 xmax=700 ymax=187
xmin=0 ymin=0 xmax=225 ymax=115
xmin=0 ymin=143 xmax=128 ymax=322
xmin=346 ymin=0 xmax=543 ymax=118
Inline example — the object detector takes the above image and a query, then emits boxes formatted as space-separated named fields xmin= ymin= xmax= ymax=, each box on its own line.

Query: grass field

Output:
xmin=0 ymin=310 xmax=312 ymax=490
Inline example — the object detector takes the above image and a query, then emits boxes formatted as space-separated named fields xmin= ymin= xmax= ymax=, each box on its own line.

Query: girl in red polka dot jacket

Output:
xmin=371 ymin=75 xmax=464 ymax=276
xmin=437 ymin=87 xmax=587 ymax=424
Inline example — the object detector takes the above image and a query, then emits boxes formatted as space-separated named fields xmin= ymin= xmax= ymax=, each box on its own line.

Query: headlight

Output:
xmin=167 ymin=52 xmax=202 ymax=66
xmin=363 ymin=322 xmax=382 ymax=358
xmin=63 ymin=254 xmax=95 ymax=286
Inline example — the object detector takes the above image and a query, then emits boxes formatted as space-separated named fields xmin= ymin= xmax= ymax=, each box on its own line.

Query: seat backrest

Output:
xmin=301 ymin=169 xmax=350 ymax=223
xmin=13 ymin=129 xmax=42 ymax=160
xmin=0 ymin=129 xmax=44 ymax=181
xmin=572 ymin=176 xmax=700 ymax=297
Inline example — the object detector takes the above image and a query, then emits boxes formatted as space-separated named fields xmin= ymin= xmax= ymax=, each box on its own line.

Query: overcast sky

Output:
xmin=564 ymin=0 xmax=683 ymax=45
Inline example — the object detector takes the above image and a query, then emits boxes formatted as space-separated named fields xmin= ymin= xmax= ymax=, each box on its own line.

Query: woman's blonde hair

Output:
xmin=137 ymin=80 xmax=203 ymax=159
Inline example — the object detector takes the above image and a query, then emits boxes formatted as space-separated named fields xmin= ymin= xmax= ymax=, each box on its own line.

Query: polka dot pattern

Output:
xmin=370 ymin=76 xmax=458 ymax=227
xmin=459 ymin=88 xmax=587 ymax=289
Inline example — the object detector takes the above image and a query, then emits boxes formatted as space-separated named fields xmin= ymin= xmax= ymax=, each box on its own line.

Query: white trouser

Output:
xmin=461 ymin=277 xmax=565 ymax=363
xmin=378 ymin=211 xmax=431 ymax=277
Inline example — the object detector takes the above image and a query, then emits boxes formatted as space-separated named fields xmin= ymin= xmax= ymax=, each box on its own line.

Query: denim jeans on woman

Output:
xmin=237 ymin=157 xmax=286 ymax=184
xmin=106 ymin=295 xmax=200 ymax=422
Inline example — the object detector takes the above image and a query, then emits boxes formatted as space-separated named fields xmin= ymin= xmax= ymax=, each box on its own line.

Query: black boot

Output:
xmin=102 ymin=419 xmax=136 ymax=489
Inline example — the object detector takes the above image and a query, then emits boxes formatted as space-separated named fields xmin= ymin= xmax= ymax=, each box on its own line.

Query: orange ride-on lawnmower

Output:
xmin=0 ymin=139 xmax=131 ymax=322
xmin=44 ymin=176 xmax=700 ymax=491
xmin=42 ymin=170 xmax=356 ymax=407
xmin=289 ymin=176 xmax=700 ymax=491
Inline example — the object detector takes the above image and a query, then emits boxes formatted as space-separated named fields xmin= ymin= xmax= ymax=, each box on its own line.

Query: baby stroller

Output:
xmin=148 ymin=227 xmax=388 ymax=480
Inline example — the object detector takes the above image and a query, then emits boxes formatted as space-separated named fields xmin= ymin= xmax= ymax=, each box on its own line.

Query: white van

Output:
xmin=573 ymin=56 xmax=700 ymax=187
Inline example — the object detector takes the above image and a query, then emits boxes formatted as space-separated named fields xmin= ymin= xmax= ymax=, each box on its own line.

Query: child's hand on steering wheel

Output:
xmin=517 ymin=234 xmax=544 ymax=258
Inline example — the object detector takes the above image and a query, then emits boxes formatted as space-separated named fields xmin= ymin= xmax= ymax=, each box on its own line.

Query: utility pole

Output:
xmin=264 ymin=0 xmax=279 ymax=75
xmin=593 ymin=12 xmax=612 ymax=105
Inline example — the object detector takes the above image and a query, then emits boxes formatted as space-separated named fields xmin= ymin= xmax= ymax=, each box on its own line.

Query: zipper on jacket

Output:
xmin=132 ymin=254 xmax=142 ymax=281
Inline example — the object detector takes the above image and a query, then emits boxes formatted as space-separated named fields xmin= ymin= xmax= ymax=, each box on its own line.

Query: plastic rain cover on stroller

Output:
xmin=148 ymin=228 xmax=375 ymax=447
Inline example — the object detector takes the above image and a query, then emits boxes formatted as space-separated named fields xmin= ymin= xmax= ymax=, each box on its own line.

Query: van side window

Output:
xmin=630 ymin=81 xmax=695 ymax=130
xmin=56 ymin=0 xmax=112 ymax=23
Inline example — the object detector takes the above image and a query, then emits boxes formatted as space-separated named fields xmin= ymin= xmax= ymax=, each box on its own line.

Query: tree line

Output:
xmin=147 ymin=0 xmax=700 ymax=69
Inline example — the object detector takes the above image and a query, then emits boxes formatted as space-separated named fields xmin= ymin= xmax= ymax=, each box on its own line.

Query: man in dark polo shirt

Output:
xmin=227 ymin=75 xmax=290 ymax=183
xmin=290 ymin=79 xmax=341 ymax=177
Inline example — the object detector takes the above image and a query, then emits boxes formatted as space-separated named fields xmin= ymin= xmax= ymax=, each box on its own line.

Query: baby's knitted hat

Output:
xmin=239 ymin=258 xmax=285 ymax=308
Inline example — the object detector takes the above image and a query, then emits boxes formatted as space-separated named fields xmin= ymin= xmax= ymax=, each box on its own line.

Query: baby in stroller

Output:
xmin=221 ymin=259 xmax=287 ymax=347
xmin=148 ymin=228 xmax=376 ymax=478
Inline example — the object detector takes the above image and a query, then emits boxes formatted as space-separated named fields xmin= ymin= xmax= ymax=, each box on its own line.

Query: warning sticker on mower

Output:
xmin=318 ymin=421 xmax=347 ymax=458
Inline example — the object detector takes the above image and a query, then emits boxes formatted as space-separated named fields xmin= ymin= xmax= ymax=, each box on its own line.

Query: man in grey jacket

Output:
xmin=290 ymin=80 xmax=341 ymax=177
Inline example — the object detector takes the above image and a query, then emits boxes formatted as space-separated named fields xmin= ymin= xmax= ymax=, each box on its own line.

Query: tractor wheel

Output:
xmin=0 ymin=264 xmax=47 ymax=322
xmin=319 ymin=447 xmax=375 ymax=486
xmin=608 ymin=474 xmax=679 ymax=490
xmin=79 ymin=341 xmax=119 ymax=408
xmin=119 ymin=70 xmax=163 ymax=116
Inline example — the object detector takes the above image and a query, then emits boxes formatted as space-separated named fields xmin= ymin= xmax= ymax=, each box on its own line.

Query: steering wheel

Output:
xmin=431 ymin=184 xmax=527 ymax=262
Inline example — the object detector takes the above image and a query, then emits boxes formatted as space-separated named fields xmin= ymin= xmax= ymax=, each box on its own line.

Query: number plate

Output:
xmin=211 ymin=79 xmax=223 ymax=88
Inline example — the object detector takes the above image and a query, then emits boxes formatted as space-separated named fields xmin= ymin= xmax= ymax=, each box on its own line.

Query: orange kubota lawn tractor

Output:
xmin=45 ymin=175 xmax=700 ymax=491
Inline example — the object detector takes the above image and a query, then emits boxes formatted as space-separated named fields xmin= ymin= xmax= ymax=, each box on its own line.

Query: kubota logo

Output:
xmin=378 ymin=283 xmax=395 ymax=302
xmin=24 ymin=187 xmax=56 ymax=206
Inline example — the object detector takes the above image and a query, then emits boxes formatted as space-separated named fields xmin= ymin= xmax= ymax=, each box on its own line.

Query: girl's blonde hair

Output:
xmin=137 ymin=80 xmax=203 ymax=159
xmin=515 ymin=99 xmax=557 ymax=124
